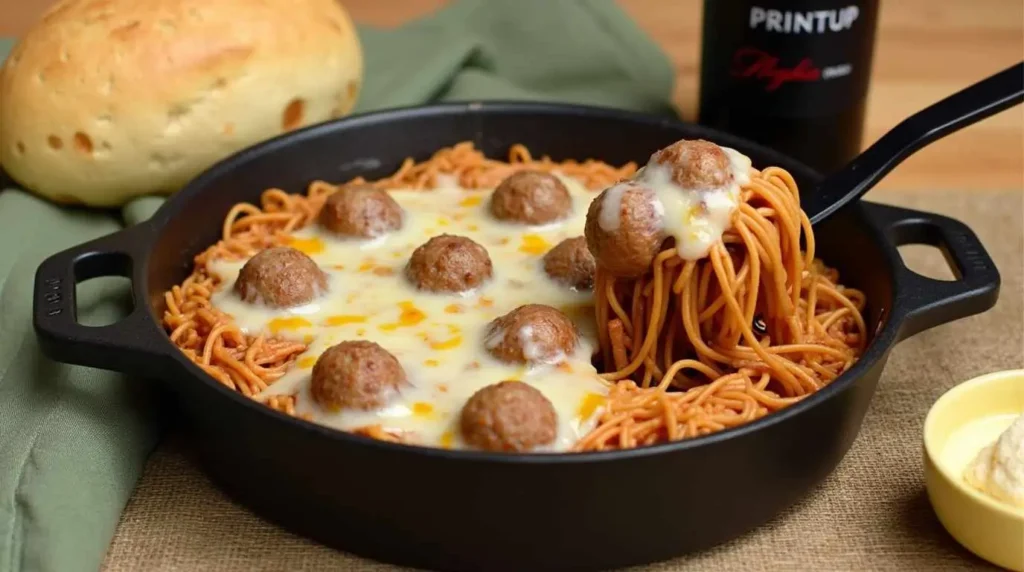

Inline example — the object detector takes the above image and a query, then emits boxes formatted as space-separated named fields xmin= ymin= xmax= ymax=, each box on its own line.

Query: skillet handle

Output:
xmin=865 ymin=202 xmax=1001 ymax=342
xmin=33 ymin=221 xmax=171 ymax=375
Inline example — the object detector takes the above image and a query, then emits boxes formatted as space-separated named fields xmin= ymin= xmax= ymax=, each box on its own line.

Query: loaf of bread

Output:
xmin=0 ymin=0 xmax=363 ymax=207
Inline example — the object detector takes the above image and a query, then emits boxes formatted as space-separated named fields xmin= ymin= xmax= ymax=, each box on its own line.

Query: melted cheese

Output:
xmin=600 ymin=146 xmax=752 ymax=261
xmin=596 ymin=182 xmax=635 ymax=232
xmin=208 ymin=176 xmax=608 ymax=452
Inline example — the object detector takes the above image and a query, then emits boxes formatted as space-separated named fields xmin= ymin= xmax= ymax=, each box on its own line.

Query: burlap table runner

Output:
xmin=102 ymin=190 xmax=1024 ymax=571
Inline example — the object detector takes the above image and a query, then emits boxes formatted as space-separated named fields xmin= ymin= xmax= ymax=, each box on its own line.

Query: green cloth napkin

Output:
xmin=353 ymin=0 xmax=674 ymax=114
xmin=0 ymin=2 xmax=674 ymax=571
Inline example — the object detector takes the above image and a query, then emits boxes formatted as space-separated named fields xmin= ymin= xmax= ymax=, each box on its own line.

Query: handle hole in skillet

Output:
xmin=888 ymin=218 xmax=963 ymax=281
xmin=73 ymin=251 xmax=136 ymax=327
xmin=897 ymin=245 xmax=957 ymax=282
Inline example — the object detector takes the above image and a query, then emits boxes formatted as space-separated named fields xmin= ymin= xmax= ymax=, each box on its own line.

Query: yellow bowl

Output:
xmin=924 ymin=369 xmax=1024 ymax=571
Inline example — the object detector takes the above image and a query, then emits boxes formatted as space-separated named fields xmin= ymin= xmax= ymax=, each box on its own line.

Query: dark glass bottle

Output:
xmin=698 ymin=1 xmax=879 ymax=174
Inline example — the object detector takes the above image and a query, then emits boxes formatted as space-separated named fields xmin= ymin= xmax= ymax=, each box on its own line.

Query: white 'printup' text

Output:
xmin=749 ymin=6 xmax=860 ymax=34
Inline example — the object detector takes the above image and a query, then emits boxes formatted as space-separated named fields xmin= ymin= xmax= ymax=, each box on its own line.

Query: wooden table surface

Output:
xmin=3 ymin=0 xmax=1022 ymax=191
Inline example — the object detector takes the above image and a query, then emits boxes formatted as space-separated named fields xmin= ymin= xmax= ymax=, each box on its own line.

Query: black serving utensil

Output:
xmin=805 ymin=61 xmax=1024 ymax=226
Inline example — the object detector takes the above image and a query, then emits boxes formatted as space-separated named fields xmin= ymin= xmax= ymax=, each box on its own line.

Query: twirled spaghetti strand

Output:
xmin=577 ymin=167 xmax=865 ymax=451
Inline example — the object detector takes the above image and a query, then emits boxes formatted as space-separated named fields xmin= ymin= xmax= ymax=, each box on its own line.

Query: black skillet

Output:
xmin=31 ymin=62 xmax=1022 ymax=571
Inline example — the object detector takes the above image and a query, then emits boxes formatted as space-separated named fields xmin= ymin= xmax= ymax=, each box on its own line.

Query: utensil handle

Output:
xmin=33 ymin=222 xmax=172 ymax=374
xmin=865 ymin=202 xmax=1001 ymax=341
xmin=809 ymin=62 xmax=1024 ymax=225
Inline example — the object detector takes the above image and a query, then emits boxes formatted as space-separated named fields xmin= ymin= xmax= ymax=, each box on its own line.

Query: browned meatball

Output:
xmin=490 ymin=170 xmax=572 ymax=224
xmin=234 ymin=246 xmax=328 ymax=308
xmin=485 ymin=304 xmax=578 ymax=365
xmin=406 ymin=234 xmax=493 ymax=293
xmin=460 ymin=381 xmax=558 ymax=452
xmin=319 ymin=185 xmax=403 ymax=237
xmin=584 ymin=181 xmax=665 ymax=277
xmin=543 ymin=236 xmax=595 ymax=290
xmin=649 ymin=139 xmax=732 ymax=190
xmin=310 ymin=341 xmax=406 ymax=411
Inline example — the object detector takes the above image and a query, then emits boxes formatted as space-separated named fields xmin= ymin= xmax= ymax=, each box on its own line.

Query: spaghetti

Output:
xmin=575 ymin=166 xmax=865 ymax=451
xmin=160 ymin=141 xmax=865 ymax=451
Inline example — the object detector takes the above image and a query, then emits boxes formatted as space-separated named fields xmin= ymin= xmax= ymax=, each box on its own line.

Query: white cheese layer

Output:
xmin=207 ymin=177 xmax=609 ymax=452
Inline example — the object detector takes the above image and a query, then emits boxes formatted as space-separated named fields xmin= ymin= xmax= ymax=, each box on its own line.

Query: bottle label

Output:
xmin=701 ymin=1 xmax=878 ymax=118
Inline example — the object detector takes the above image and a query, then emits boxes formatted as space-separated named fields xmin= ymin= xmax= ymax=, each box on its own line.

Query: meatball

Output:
xmin=584 ymin=181 xmax=665 ymax=277
xmin=310 ymin=341 xmax=406 ymax=411
xmin=234 ymin=246 xmax=328 ymax=307
xmin=406 ymin=234 xmax=493 ymax=293
xmin=460 ymin=381 xmax=558 ymax=452
xmin=542 ymin=236 xmax=596 ymax=290
xmin=490 ymin=170 xmax=572 ymax=224
xmin=648 ymin=139 xmax=732 ymax=190
xmin=319 ymin=185 xmax=403 ymax=238
xmin=485 ymin=304 xmax=578 ymax=365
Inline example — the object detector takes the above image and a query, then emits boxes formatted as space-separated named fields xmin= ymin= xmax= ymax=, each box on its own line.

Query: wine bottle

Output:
xmin=699 ymin=1 xmax=880 ymax=174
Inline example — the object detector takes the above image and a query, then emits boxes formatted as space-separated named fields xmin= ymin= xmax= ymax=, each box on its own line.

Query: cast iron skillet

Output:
xmin=32 ymin=103 xmax=1000 ymax=571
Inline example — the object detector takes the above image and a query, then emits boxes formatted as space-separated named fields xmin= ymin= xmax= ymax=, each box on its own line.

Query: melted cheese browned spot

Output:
xmin=286 ymin=236 xmax=326 ymax=255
